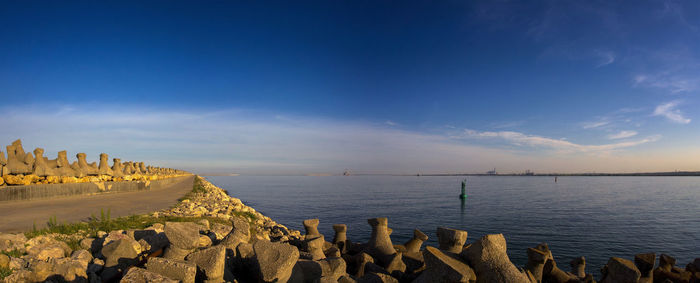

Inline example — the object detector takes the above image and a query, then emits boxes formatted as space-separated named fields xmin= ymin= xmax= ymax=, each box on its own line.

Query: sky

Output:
xmin=1 ymin=1 xmax=699 ymax=175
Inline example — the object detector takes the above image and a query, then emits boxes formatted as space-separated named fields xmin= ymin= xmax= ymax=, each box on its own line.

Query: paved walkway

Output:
xmin=0 ymin=175 xmax=194 ymax=233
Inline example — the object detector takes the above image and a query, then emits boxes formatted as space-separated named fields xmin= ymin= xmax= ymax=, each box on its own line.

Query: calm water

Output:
xmin=207 ymin=175 xmax=699 ymax=273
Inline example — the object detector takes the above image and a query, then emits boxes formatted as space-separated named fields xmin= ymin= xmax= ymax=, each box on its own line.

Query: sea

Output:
xmin=206 ymin=175 xmax=699 ymax=274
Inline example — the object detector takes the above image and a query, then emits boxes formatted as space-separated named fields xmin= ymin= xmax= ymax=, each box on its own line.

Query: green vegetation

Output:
xmin=25 ymin=213 xmax=240 ymax=239
xmin=0 ymin=266 xmax=12 ymax=280
xmin=1 ymin=249 xmax=24 ymax=258
xmin=179 ymin=177 xmax=207 ymax=201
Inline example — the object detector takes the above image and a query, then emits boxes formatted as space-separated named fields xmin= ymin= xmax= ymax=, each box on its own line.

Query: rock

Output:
xmin=220 ymin=217 xmax=251 ymax=250
xmin=358 ymin=272 xmax=399 ymax=283
xmin=164 ymin=222 xmax=200 ymax=259
xmin=461 ymin=234 xmax=529 ymax=283
xmin=0 ymin=232 xmax=27 ymax=252
xmin=413 ymin=246 xmax=475 ymax=283
xmin=26 ymin=236 xmax=72 ymax=260
xmin=339 ymin=275 xmax=357 ymax=283
xmin=186 ymin=245 xmax=226 ymax=282
xmin=0 ymin=254 xmax=9 ymax=269
xmin=210 ymin=223 xmax=233 ymax=241
xmin=198 ymin=235 xmax=213 ymax=248
xmin=71 ymin=249 xmax=93 ymax=268
xmin=437 ymin=227 xmax=468 ymax=254
xmin=48 ymin=257 xmax=89 ymax=282
xmin=101 ymin=238 xmax=141 ymax=269
xmin=3 ymin=174 xmax=33 ymax=185
xmin=147 ymin=257 xmax=197 ymax=283
xmin=253 ymin=240 xmax=300 ymax=282
xmin=120 ymin=267 xmax=178 ymax=283
xmin=601 ymin=257 xmax=641 ymax=283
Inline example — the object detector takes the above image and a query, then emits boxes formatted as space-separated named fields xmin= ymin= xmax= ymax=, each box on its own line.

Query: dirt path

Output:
xmin=0 ymin=175 xmax=194 ymax=233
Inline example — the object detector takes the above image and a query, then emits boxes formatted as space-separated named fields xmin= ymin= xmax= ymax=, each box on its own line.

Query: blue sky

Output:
xmin=1 ymin=1 xmax=699 ymax=174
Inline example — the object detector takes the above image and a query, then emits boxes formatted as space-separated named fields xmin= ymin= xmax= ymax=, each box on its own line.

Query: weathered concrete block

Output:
xmin=404 ymin=229 xmax=428 ymax=255
xmin=303 ymin=219 xmax=322 ymax=239
xmin=461 ymin=234 xmax=529 ymax=283
xmin=437 ymin=227 xmax=468 ymax=254
xmin=253 ymin=240 xmax=300 ymax=282
xmin=147 ymin=257 xmax=197 ymax=283
xmin=164 ymin=221 xmax=200 ymax=259
xmin=601 ymin=257 xmax=641 ymax=283
xmin=366 ymin=218 xmax=396 ymax=266
xmin=186 ymin=245 xmax=226 ymax=282
xmin=120 ymin=267 xmax=178 ymax=283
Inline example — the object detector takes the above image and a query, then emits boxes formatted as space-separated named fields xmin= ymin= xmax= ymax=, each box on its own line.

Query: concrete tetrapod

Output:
xmin=366 ymin=217 xmax=396 ymax=266
xmin=404 ymin=229 xmax=428 ymax=255
xmin=600 ymin=257 xmax=641 ymax=283
xmin=414 ymin=246 xmax=476 ymax=283
xmin=32 ymin=148 xmax=55 ymax=177
xmin=634 ymin=253 xmax=655 ymax=283
xmin=98 ymin=153 xmax=114 ymax=176
xmin=332 ymin=224 xmax=349 ymax=254
xmin=437 ymin=227 xmax=468 ymax=254
xmin=461 ymin=234 xmax=529 ymax=283
xmin=303 ymin=219 xmax=321 ymax=239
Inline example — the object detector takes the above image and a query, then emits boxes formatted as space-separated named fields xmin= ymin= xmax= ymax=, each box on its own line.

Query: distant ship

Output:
xmin=343 ymin=169 xmax=352 ymax=176
xmin=486 ymin=168 xmax=497 ymax=175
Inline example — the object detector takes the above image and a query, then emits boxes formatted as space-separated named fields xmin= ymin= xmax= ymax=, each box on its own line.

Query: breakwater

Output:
xmin=1 ymin=176 xmax=698 ymax=283
xmin=0 ymin=139 xmax=186 ymax=187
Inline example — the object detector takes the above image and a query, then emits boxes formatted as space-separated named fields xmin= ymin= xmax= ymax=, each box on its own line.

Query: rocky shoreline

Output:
xmin=0 ymin=176 xmax=698 ymax=283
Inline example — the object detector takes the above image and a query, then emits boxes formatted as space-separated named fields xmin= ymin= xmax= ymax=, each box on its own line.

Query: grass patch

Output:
xmin=24 ymin=213 xmax=236 ymax=239
xmin=1 ymin=249 xmax=24 ymax=258
xmin=0 ymin=266 xmax=12 ymax=280
xmin=179 ymin=177 xmax=207 ymax=202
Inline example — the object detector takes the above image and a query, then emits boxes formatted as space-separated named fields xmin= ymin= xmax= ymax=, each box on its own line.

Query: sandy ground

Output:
xmin=0 ymin=175 xmax=194 ymax=233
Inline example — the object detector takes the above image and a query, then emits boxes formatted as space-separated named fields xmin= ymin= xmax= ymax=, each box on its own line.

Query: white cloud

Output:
xmin=653 ymin=101 xmax=691 ymax=124
xmin=582 ymin=120 xmax=610 ymax=129
xmin=460 ymin=129 xmax=660 ymax=153
xmin=607 ymin=130 xmax=638 ymax=140
xmin=385 ymin=120 xmax=397 ymax=126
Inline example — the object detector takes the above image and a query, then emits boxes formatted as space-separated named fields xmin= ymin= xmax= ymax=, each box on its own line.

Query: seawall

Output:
xmin=0 ymin=175 xmax=193 ymax=202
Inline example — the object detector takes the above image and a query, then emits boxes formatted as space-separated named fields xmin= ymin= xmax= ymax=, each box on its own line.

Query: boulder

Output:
xmin=358 ymin=272 xmax=399 ymax=283
xmin=461 ymin=234 xmax=529 ymax=283
xmin=0 ymin=254 xmax=9 ymax=269
xmin=210 ymin=223 xmax=233 ymax=241
xmin=219 ymin=217 xmax=250 ymax=249
xmin=253 ymin=240 xmax=300 ymax=282
xmin=437 ymin=227 xmax=468 ymax=254
xmin=120 ymin=267 xmax=178 ymax=283
xmin=164 ymin=221 xmax=200 ymax=259
xmin=186 ymin=245 xmax=226 ymax=282
xmin=26 ymin=236 xmax=72 ymax=260
xmin=101 ymin=238 xmax=141 ymax=269
xmin=0 ymin=232 xmax=27 ymax=252
xmin=147 ymin=257 xmax=197 ymax=283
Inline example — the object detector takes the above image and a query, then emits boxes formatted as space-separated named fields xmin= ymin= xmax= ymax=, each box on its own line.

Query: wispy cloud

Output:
xmin=607 ymin=130 xmax=638 ymax=140
xmin=459 ymin=129 xmax=660 ymax=153
xmin=385 ymin=120 xmax=397 ymax=126
xmin=595 ymin=50 xmax=616 ymax=67
xmin=582 ymin=120 xmax=610 ymax=129
xmin=653 ymin=101 xmax=691 ymax=124
xmin=634 ymin=73 xmax=700 ymax=94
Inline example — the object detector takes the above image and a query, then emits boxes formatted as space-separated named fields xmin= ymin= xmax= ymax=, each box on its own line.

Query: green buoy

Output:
xmin=459 ymin=179 xmax=468 ymax=199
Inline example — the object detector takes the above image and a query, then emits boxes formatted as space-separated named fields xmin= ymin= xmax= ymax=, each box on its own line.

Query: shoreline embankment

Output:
xmin=1 ymin=175 xmax=698 ymax=282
